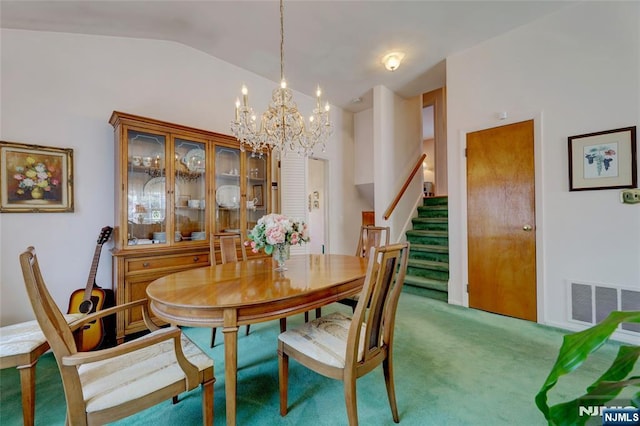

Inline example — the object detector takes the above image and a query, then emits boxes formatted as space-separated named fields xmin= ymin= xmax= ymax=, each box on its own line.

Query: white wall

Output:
xmin=446 ymin=2 xmax=639 ymax=331
xmin=354 ymin=109 xmax=374 ymax=186
xmin=373 ymin=86 xmax=423 ymax=242
xmin=0 ymin=29 xmax=358 ymax=325
xmin=353 ymin=108 xmax=375 ymax=208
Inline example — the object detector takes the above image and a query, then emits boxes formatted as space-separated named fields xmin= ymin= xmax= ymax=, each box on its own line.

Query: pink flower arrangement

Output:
xmin=247 ymin=213 xmax=309 ymax=255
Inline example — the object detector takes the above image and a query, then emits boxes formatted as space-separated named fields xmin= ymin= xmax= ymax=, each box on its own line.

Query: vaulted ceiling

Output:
xmin=1 ymin=1 xmax=574 ymax=112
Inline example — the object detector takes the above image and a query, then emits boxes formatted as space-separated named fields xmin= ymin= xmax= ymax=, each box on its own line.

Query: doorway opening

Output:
xmin=307 ymin=158 xmax=328 ymax=254
xmin=422 ymin=87 xmax=447 ymax=196
xmin=422 ymin=105 xmax=435 ymax=196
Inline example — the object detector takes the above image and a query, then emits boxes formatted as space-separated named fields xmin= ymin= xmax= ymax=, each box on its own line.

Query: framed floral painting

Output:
xmin=0 ymin=141 xmax=74 ymax=212
xmin=568 ymin=126 xmax=637 ymax=191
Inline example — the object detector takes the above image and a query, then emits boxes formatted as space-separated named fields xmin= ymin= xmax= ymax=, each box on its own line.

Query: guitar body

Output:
xmin=67 ymin=226 xmax=116 ymax=351
xmin=68 ymin=287 xmax=107 ymax=351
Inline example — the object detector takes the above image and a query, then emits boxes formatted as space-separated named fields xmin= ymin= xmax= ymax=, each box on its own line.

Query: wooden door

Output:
xmin=467 ymin=120 xmax=537 ymax=321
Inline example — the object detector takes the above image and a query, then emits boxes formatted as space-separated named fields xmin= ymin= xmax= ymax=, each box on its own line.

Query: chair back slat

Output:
xmin=366 ymin=255 xmax=397 ymax=351
xmin=20 ymin=247 xmax=77 ymax=358
xmin=355 ymin=225 xmax=390 ymax=259
xmin=211 ymin=232 xmax=247 ymax=265
xmin=347 ymin=243 xmax=409 ymax=365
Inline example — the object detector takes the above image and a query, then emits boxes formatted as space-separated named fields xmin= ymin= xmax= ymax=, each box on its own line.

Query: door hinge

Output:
xmin=464 ymin=148 xmax=467 ymax=157
xmin=466 ymin=283 xmax=469 ymax=293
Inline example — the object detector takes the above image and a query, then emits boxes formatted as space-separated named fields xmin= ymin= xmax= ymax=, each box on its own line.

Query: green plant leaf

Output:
xmin=587 ymin=346 xmax=640 ymax=393
xmin=535 ymin=311 xmax=640 ymax=425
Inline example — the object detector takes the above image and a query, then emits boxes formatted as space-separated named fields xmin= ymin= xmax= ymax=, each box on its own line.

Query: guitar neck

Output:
xmin=83 ymin=244 xmax=103 ymax=300
xmin=81 ymin=226 xmax=113 ymax=302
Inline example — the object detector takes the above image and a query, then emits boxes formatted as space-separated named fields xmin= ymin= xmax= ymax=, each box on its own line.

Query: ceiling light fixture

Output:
xmin=231 ymin=0 xmax=332 ymax=158
xmin=382 ymin=52 xmax=405 ymax=72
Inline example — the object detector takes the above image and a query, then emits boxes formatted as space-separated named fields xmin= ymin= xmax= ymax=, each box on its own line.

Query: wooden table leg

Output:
xmin=17 ymin=361 xmax=38 ymax=426
xmin=222 ymin=309 xmax=239 ymax=426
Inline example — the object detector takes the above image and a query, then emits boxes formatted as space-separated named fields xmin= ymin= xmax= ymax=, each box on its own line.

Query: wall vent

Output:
xmin=569 ymin=281 xmax=640 ymax=335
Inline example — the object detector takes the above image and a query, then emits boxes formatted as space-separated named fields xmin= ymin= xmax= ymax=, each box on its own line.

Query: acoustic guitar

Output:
xmin=67 ymin=226 xmax=115 ymax=351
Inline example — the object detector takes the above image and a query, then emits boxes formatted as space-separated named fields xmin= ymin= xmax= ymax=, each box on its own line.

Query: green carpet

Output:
xmin=0 ymin=293 xmax=628 ymax=425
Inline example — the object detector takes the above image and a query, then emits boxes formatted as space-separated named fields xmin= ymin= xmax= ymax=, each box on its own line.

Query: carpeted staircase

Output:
xmin=404 ymin=195 xmax=449 ymax=301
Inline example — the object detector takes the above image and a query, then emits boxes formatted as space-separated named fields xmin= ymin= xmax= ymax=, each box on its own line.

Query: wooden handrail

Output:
xmin=383 ymin=153 xmax=426 ymax=220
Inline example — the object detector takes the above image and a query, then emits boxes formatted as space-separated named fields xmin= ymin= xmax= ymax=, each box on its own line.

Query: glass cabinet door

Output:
xmin=215 ymin=147 xmax=241 ymax=233
xmin=245 ymin=152 xmax=268 ymax=234
xmin=174 ymin=138 xmax=207 ymax=243
xmin=126 ymin=130 xmax=167 ymax=246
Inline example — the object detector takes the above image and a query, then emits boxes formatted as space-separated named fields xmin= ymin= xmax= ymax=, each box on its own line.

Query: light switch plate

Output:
xmin=620 ymin=188 xmax=640 ymax=204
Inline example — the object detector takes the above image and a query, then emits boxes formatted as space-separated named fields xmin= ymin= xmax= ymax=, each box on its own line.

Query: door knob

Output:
xmin=523 ymin=225 xmax=533 ymax=231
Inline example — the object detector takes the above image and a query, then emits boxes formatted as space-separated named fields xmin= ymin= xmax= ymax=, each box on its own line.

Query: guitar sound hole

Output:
xmin=79 ymin=299 xmax=94 ymax=314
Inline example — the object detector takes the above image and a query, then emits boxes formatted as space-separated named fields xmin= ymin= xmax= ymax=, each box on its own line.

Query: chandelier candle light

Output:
xmin=230 ymin=0 xmax=333 ymax=158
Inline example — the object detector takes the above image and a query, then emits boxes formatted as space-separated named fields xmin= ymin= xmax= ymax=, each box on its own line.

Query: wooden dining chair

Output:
xmin=338 ymin=225 xmax=391 ymax=311
xmin=210 ymin=232 xmax=249 ymax=347
xmin=355 ymin=225 xmax=391 ymax=258
xmin=278 ymin=242 xmax=409 ymax=426
xmin=19 ymin=246 xmax=215 ymax=426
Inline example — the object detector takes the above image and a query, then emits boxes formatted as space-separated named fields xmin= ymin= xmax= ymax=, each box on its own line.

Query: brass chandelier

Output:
xmin=230 ymin=0 xmax=333 ymax=158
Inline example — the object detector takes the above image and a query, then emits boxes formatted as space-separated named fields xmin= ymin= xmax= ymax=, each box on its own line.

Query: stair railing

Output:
xmin=383 ymin=153 xmax=427 ymax=220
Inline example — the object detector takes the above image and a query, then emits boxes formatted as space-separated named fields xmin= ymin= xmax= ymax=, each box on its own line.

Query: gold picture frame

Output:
xmin=568 ymin=126 xmax=637 ymax=191
xmin=0 ymin=141 xmax=74 ymax=212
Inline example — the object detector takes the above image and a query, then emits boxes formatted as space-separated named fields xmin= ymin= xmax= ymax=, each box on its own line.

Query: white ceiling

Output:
xmin=0 ymin=0 xmax=574 ymax=113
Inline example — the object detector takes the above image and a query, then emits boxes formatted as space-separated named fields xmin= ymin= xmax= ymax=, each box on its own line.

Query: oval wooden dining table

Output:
xmin=146 ymin=254 xmax=368 ymax=426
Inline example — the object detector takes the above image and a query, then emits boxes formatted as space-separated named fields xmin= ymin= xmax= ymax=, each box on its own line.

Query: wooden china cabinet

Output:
xmin=110 ymin=111 xmax=271 ymax=342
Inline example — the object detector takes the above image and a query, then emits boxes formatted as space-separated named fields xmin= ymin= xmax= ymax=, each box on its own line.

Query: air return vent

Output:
xmin=621 ymin=289 xmax=640 ymax=333
xmin=569 ymin=281 xmax=640 ymax=335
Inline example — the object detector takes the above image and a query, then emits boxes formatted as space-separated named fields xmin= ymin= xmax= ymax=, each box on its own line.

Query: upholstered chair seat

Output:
xmin=278 ymin=312 xmax=367 ymax=368
xmin=78 ymin=332 xmax=212 ymax=414
xmin=0 ymin=315 xmax=83 ymax=359
xmin=0 ymin=314 xmax=84 ymax=426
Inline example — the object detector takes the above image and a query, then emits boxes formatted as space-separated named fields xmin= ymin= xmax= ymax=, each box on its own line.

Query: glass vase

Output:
xmin=273 ymin=243 xmax=290 ymax=271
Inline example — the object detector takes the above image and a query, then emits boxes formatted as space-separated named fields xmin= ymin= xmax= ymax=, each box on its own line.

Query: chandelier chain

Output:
xmin=280 ymin=0 xmax=285 ymax=82
xmin=230 ymin=0 xmax=333 ymax=158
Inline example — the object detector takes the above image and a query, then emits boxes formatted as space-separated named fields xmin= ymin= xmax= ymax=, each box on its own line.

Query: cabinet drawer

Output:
xmin=126 ymin=252 xmax=209 ymax=274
